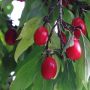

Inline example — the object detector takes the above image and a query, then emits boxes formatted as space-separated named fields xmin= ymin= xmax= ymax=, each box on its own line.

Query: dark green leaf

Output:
xmin=19 ymin=0 xmax=47 ymax=26
xmin=10 ymin=45 xmax=44 ymax=90
xmin=19 ymin=0 xmax=32 ymax=26
xmin=31 ymin=71 xmax=54 ymax=90
xmin=55 ymin=60 xmax=77 ymax=90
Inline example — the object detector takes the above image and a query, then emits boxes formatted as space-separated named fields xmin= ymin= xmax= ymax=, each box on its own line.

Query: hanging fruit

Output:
xmin=72 ymin=17 xmax=87 ymax=38
xmin=5 ymin=28 xmax=17 ymax=45
xmin=41 ymin=56 xmax=57 ymax=80
xmin=34 ymin=26 xmax=48 ymax=46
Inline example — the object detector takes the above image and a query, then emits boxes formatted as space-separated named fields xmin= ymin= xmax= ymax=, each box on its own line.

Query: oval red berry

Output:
xmin=5 ymin=28 xmax=17 ymax=45
xmin=72 ymin=17 xmax=86 ymax=38
xmin=41 ymin=57 xmax=57 ymax=80
xmin=34 ymin=26 xmax=48 ymax=46
xmin=66 ymin=37 xmax=82 ymax=61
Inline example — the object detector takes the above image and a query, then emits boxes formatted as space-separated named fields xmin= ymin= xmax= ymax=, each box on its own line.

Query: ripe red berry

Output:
xmin=5 ymin=28 xmax=17 ymax=45
xmin=41 ymin=56 xmax=57 ymax=80
xmin=72 ymin=17 xmax=86 ymax=38
xmin=34 ymin=26 xmax=48 ymax=46
xmin=66 ymin=37 xmax=81 ymax=61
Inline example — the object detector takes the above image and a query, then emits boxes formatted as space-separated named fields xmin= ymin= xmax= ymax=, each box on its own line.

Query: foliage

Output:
xmin=0 ymin=0 xmax=90 ymax=90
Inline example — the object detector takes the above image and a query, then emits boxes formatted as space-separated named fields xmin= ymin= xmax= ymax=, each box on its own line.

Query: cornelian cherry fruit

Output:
xmin=34 ymin=26 xmax=48 ymax=46
xmin=72 ymin=17 xmax=86 ymax=38
xmin=5 ymin=28 xmax=17 ymax=45
xmin=66 ymin=37 xmax=82 ymax=61
xmin=41 ymin=56 xmax=57 ymax=80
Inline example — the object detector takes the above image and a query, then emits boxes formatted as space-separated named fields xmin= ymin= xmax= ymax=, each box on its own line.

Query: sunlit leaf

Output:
xmin=15 ymin=17 xmax=42 ymax=62
xmin=81 ymin=34 xmax=90 ymax=81
xmin=49 ymin=31 xmax=60 ymax=49
xmin=15 ymin=38 xmax=33 ymax=62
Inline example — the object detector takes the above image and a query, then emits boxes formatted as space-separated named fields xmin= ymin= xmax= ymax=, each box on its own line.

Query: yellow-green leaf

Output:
xmin=15 ymin=17 xmax=42 ymax=62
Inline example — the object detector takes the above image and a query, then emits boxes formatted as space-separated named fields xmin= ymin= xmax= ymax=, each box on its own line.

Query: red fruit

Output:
xmin=34 ymin=26 xmax=48 ymax=46
xmin=72 ymin=17 xmax=86 ymax=38
xmin=41 ymin=57 xmax=57 ymax=80
xmin=66 ymin=37 xmax=81 ymax=61
xmin=5 ymin=28 xmax=17 ymax=45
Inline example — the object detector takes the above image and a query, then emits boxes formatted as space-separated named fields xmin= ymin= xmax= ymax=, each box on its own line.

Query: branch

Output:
xmin=58 ymin=0 xmax=63 ymax=24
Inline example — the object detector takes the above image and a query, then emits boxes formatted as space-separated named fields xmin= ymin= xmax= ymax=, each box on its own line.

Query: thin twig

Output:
xmin=46 ymin=23 xmax=58 ymax=49
xmin=58 ymin=0 xmax=63 ymax=24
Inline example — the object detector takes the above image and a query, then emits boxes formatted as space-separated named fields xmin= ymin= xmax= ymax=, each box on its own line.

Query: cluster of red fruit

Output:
xmin=34 ymin=17 xmax=86 ymax=80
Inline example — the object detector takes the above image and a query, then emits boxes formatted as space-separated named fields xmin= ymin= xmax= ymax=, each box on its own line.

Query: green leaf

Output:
xmin=15 ymin=17 xmax=42 ymax=62
xmin=73 ymin=57 xmax=85 ymax=90
xmin=3 ymin=3 xmax=13 ymax=14
xmin=10 ymin=45 xmax=44 ymax=90
xmin=31 ymin=71 xmax=54 ymax=90
xmin=84 ymin=12 xmax=90 ymax=39
xmin=19 ymin=0 xmax=32 ymax=26
xmin=0 ymin=12 xmax=7 ymax=27
xmin=54 ymin=54 xmax=64 ymax=73
xmin=14 ymin=38 xmax=33 ymax=62
xmin=18 ymin=17 xmax=42 ymax=39
xmin=0 ymin=30 xmax=6 ymax=45
xmin=1 ymin=0 xmax=12 ymax=9
xmin=81 ymin=34 xmax=90 ymax=81
xmin=31 ymin=72 xmax=43 ymax=90
xmin=63 ymin=8 xmax=74 ymax=23
xmin=72 ymin=34 xmax=89 ymax=90
xmin=49 ymin=31 xmax=60 ymax=49
xmin=19 ymin=0 xmax=47 ymax=26
xmin=55 ymin=60 xmax=77 ymax=90
xmin=42 ymin=80 xmax=54 ymax=90
xmin=72 ymin=32 xmax=90 ymax=90
xmin=87 ymin=77 xmax=90 ymax=90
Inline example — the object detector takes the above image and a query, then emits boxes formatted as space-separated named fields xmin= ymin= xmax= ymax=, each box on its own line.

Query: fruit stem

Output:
xmin=43 ymin=0 xmax=55 ymax=25
xmin=57 ymin=0 xmax=64 ymax=49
